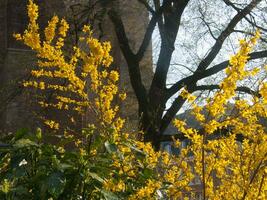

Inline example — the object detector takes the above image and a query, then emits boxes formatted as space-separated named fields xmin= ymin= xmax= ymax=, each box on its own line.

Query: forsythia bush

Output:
xmin=0 ymin=0 xmax=266 ymax=199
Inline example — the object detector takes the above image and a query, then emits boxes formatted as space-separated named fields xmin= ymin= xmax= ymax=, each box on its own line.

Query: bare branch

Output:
xmin=198 ymin=6 xmax=216 ymax=40
xmin=234 ymin=29 xmax=267 ymax=43
xmin=202 ymin=50 xmax=267 ymax=81
xmin=160 ymin=95 xmax=188 ymax=133
xmin=167 ymin=49 xmax=267 ymax=98
xmin=170 ymin=63 xmax=195 ymax=73
xmin=136 ymin=0 xmax=173 ymax=62
xmin=223 ymin=0 xmax=267 ymax=32
xmin=193 ymin=84 xmax=261 ymax=97
xmin=196 ymin=0 xmax=262 ymax=72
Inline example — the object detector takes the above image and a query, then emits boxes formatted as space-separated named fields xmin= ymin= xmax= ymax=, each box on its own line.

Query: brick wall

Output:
xmin=0 ymin=0 xmax=67 ymax=134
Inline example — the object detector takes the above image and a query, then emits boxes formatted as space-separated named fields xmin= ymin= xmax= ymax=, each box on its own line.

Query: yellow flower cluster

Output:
xmin=172 ymin=31 xmax=267 ymax=199
xmin=44 ymin=16 xmax=58 ymax=44
xmin=91 ymin=29 xmax=267 ymax=200
xmin=103 ymin=129 xmax=196 ymax=199
xmin=129 ymin=179 xmax=161 ymax=199
xmin=16 ymin=0 xmax=124 ymax=133
xmin=14 ymin=0 xmax=40 ymax=50
xmin=103 ymin=179 xmax=126 ymax=193
xmin=44 ymin=120 xmax=59 ymax=130
xmin=180 ymin=88 xmax=197 ymax=103
xmin=16 ymin=1 xmax=267 ymax=199
xmin=173 ymin=119 xmax=198 ymax=138
xmin=207 ymin=30 xmax=260 ymax=118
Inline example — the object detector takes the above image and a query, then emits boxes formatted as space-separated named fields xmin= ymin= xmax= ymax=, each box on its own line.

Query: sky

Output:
xmin=151 ymin=0 xmax=267 ymax=114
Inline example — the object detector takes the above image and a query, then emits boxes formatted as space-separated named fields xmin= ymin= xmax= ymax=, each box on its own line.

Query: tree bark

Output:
xmin=104 ymin=0 xmax=265 ymax=150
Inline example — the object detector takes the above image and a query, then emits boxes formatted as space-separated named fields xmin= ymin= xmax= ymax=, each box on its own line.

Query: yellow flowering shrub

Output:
xmin=9 ymin=1 xmax=267 ymax=199
xmin=173 ymin=31 xmax=267 ymax=199
xmin=15 ymin=0 xmax=124 ymax=138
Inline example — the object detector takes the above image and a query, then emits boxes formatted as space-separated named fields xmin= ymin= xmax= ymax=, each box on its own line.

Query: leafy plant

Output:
xmin=0 ymin=1 xmax=266 ymax=199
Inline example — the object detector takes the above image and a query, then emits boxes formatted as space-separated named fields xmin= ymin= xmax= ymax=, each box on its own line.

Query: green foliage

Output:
xmin=0 ymin=128 xmax=169 ymax=200
xmin=1 ymin=1 xmax=266 ymax=199
xmin=0 ymin=129 xmax=115 ymax=199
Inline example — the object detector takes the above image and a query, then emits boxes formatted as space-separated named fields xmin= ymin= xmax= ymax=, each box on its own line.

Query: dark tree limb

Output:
xmin=223 ymin=0 xmax=267 ymax=33
xmin=151 ymin=0 xmax=190 ymax=91
xmin=167 ymin=49 xmax=267 ymax=98
xmin=107 ymin=0 xmax=175 ymax=108
xmin=193 ymin=84 xmax=261 ymax=97
xmin=107 ymin=9 xmax=135 ymax=60
xmin=202 ymin=50 xmax=267 ymax=81
xmin=153 ymin=0 xmax=165 ymax=38
xmin=160 ymin=95 xmax=188 ymax=134
xmin=137 ymin=0 xmax=155 ymax=14
xmin=233 ymin=29 xmax=267 ymax=43
xmin=108 ymin=8 xmax=148 ymax=110
xmin=196 ymin=0 xmax=262 ymax=72
xmin=140 ymin=0 xmax=191 ymax=149
xmin=136 ymin=0 xmax=172 ymax=62
xmin=159 ymin=129 xmax=245 ymax=143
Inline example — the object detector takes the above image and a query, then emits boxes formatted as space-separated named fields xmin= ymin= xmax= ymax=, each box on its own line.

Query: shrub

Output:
xmin=0 ymin=1 xmax=266 ymax=199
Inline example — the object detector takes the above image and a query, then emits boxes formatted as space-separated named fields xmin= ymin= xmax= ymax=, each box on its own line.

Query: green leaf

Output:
xmin=13 ymin=139 xmax=38 ymax=149
xmin=51 ymin=155 xmax=60 ymax=169
xmin=14 ymin=128 xmax=29 ymax=140
xmin=129 ymin=145 xmax=146 ymax=159
xmin=88 ymin=172 xmax=104 ymax=183
xmin=58 ymin=163 xmax=73 ymax=171
xmin=11 ymin=185 xmax=28 ymax=195
xmin=142 ymin=168 xmax=154 ymax=179
xmin=36 ymin=128 xmax=42 ymax=141
xmin=47 ymin=172 xmax=66 ymax=198
xmin=100 ymin=188 xmax=119 ymax=200
xmin=104 ymin=141 xmax=117 ymax=154
xmin=1 ymin=179 xmax=10 ymax=194
xmin=14 ymin=166 xmax=28 ymax=178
